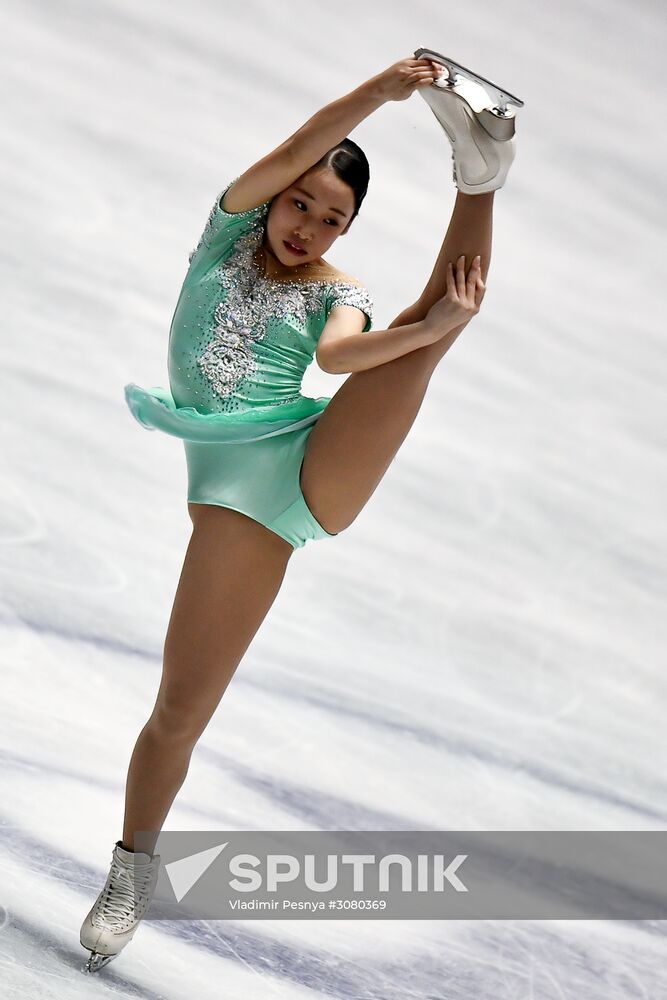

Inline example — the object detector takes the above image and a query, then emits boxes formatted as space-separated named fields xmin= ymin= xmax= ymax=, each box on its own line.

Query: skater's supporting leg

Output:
xmin=121 ymin=506 xmax=293 ymax=855
xmin=300 ymin=190 xmax=494 ymax=534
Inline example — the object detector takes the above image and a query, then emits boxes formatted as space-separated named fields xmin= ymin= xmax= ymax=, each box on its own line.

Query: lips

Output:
xmin=283 ymin=240 xmax=307 ymax=256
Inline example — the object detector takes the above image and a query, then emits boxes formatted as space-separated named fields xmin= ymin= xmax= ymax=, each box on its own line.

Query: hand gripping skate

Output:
xmin=414 ymin=47 xmax=525 ymax=194
xmin=80 ymin=840 xmax=160 ymax=973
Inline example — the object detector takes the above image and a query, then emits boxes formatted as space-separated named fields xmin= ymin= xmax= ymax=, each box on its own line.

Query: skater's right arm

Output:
xmin=317 ymin=255 xmax=486 ymax=374
xmin=221 ymin=58 xmax=440 ymax=215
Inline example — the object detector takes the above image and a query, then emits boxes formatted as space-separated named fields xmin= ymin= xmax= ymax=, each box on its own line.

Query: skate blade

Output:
xmin=417 ymin=67 xmax=517 ymax=142
xmin=414 ymin=48 xmax=524 ymax=113
xmin=84 ymin=950 xmax=118 ymax=974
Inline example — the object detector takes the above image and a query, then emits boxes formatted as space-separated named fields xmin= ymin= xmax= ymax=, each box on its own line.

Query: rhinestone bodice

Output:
xmin=167 ymin=177 xmax=374 ymax=416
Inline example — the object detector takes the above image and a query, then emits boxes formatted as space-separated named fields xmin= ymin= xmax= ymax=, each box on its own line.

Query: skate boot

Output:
xmin=414 ymin=47 xmax=525 ymax=194
xmin=80 ymin=839 xmax=160 ymax=973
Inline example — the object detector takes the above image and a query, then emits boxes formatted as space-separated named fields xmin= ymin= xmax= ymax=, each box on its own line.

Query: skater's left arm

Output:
xmin=223 ymin=58 xmax=439 ymax=214
xmin=387 ymin=303 xmax=431 ymax=330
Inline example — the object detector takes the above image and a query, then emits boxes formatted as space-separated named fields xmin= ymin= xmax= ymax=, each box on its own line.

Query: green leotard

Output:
xmin=124 ymin=176 xmax=374 ymax=548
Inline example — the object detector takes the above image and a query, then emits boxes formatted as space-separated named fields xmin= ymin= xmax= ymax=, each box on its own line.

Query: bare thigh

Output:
xmin=152 ymin=504 xmax=293 ymax=743
xmin=300 ymin=325 xmax=467 ymax=535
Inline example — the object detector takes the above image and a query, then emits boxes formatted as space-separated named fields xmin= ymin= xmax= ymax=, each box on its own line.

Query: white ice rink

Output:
xmin=1 ymin=0 xmax=666 ymax=996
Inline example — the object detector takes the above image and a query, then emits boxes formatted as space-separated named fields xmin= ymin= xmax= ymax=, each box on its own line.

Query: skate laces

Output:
xmin=95 ymin=855 xmax=156 ymax=930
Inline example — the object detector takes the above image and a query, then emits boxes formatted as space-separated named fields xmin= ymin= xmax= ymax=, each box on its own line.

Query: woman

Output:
xmin=80 ymin=50 xmax=523 ymax=972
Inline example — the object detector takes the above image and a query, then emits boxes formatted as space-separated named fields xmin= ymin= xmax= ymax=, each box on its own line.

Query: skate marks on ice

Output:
xmin=0 ymin=479 xmax=126 ymax=594
xmin=2 ymin=0 xmax=666 ymax=994
xmin=2 ymin=823 xmax=666 ymax=1000
xmin=215 ymin=672 xmax=667 ymax=827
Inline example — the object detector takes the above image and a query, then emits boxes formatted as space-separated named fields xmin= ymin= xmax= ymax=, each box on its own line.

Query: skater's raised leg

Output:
xmin=300 ymin=189 xmax=494 ymax=534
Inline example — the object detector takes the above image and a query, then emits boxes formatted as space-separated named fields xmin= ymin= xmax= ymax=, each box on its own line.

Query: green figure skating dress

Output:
xmin=124 ymin=177 xmax=374 ymax=549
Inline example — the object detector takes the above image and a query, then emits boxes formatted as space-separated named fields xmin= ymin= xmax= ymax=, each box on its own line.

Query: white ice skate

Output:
xmin=80 ymin=839 xmax=160 ymax=973
xmin=414 ymin=47 xmax=525 ymax=194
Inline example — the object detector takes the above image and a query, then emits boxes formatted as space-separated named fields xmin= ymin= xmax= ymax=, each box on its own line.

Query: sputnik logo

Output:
xmin=164 ymin=842 xmax=229 ymax=902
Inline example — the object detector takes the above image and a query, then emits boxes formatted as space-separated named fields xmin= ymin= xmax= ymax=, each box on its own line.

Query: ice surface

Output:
xmin=1 ymin=0 xmax=666 ymax=995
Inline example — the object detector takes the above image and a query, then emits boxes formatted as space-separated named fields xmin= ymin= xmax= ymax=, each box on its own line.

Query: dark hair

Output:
xmin=310 ymin=138 xmax=370 ymax=225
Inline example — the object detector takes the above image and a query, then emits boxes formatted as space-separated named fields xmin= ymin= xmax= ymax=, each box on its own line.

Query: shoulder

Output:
xmin=319 ymin=261 xmax=364 ymax=286
xmin=188 ymin=176 xmax=269 ymax=269
xmin=322 ymin=270 xmax=374 ymax=333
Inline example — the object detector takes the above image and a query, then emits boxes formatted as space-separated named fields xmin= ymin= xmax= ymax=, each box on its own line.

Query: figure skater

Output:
xmin=80 ymin=49 xmax=524 ymax=972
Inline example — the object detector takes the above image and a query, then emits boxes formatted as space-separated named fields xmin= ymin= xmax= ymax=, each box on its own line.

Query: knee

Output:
xmin=149 ymin=694 xmax=214 ymax=747
xmin=315 ymin=510 xmax=359 ymax=537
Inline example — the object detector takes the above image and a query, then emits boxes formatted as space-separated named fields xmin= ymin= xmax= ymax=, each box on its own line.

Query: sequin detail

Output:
xmin=195 ymin=212 xmax=374 ymax=407
xmin=198 ymin=299 xmax=261 ymax=399
xmin=326 ymin=284 xmax=375 ymax=317
xmin=188 ymin=178 xmax=268 ymax=264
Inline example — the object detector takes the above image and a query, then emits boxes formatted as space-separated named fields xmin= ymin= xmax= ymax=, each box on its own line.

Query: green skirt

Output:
xmin=124 ymin=383 xmax=337 ymax=549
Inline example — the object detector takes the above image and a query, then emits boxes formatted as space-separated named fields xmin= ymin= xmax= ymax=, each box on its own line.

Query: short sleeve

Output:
xmin=187 ymin=176 xmax=271 ymax=275
xmin=326 ymin=283 xmax=373 ymax=333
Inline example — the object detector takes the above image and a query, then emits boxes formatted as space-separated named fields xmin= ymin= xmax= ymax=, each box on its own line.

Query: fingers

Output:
xmin=447 ymin=258 xmax=464 ymax=299
xmin=455 ymin=255 xmax=467 ymax=299
xmin=406 ymin=58 xmax=440 ymax=86
xmin=407 ymin=70 xmax=438 ymax=88
xmin=452 ymin=255 xmax=485 ymax=308
xmin=467 ymin=256 xmax=482 ymax=295
xmin=406 ymin=57 xmax=440 ymax=67
xmin=475 ymin=273 xmax=486 ymax=308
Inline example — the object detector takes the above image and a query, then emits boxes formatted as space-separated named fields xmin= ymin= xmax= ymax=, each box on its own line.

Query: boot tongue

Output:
xmin=115 ymin=840 xmax=154 ymax=865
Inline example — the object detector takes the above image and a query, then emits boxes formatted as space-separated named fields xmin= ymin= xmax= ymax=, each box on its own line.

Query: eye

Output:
xmin=293 ymin=199 xmax=338 ymax=227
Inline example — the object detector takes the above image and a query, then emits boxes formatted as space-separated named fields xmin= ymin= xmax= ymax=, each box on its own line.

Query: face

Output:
xmin=263 ymin=167 xmax=356 ymax=268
